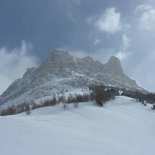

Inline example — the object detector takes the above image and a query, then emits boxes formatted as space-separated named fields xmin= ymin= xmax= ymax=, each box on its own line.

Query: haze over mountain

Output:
xmin=0 ymin=49 xmax=145 ymax=107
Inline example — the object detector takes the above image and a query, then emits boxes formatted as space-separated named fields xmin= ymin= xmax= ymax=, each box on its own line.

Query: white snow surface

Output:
xmin=0 ymin=96 xmax=155 ymax=155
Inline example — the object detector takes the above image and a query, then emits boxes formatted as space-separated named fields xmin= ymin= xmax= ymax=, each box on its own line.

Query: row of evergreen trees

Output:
xmin=121 ymin=89 xmax=155 ymax=105
xmin=1 ymin=84 xmax=155 ymax=116
xmin=0 ymin=84 xmax=114 ymax=116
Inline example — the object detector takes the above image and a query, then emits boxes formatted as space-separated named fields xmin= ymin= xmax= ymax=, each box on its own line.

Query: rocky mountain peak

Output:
xmin=50 ymin=49 xmax=70 ymax=57
xmin=37 ymin=49 xmax=77 ymax=77
xmin=108 ymin=56 xmax=121 ymax=64
xmin=82 ymin=56 xmax=94 ymax=62
xmin=103 ymin=56 xmax=125 ymax=76
xmin=0 ymin=49 xmax=146 ymax=107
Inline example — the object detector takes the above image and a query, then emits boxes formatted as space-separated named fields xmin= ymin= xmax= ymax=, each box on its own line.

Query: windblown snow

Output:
xmin=0 ymin=96 xmax=155 ymax=155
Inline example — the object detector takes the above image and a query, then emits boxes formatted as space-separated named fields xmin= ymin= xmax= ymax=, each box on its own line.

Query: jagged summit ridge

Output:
xmin=103 ymin=56 xmax=125 ymax=76
xmin=0 ymin=49 xmax=145 ymax=107
xmin=38 ymin=49 xmax=104 ymax=77
xmin=37 ymin=49 xmax=77 ymax=77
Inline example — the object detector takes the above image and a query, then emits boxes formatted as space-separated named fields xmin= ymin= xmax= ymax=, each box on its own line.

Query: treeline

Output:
xmin=0 ymin=94 xmax=89 ymax=116
xmin=104 ymin=86 xmax=155 ymax=104
xmin=121 ymin=89 xmax=155 ymax=104
xmin=0 ymin=85 xmax=115 ymax=116
xmin=1 ymin=84 xmax=154 ymax=116
xmin=105 ymin=86 xmax=155 ymax=109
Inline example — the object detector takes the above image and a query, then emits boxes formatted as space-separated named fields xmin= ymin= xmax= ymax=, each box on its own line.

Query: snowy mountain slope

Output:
xmin=0 ymin=96 xmax=155 ymax=155
xmin=0 ymin=49 xmax=146 ymax=107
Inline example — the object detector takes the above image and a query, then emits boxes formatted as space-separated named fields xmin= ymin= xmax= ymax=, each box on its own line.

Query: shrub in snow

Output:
xmin=73 ymin=102 xmax=79 ymax=108
xmin=91 ymin=84 xmax=112 ymax=107
xmin=0 ymin=106 xmax=16 ymax=116
xmin=63 ymin=103 xmax=67 ymax=110
xmin=26 ymin=109 xmax=31 ymax=115
xmin=152 ymin=105 xmax=155 ymax=110
xmin=57 ymin=95 xmax=66 ymax=104
xmin=143 ymin=102 xmax=147 ymax=106
xmin=25 ymin=104 xmax=31 ymax=115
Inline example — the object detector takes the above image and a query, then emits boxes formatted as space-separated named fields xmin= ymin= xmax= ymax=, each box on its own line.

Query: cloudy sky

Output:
xmin=0 ymin=0 xmax=155 ymax=94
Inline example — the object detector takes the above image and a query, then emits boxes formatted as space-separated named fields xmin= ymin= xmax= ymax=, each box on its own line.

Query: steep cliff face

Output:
xmin=103 ymin=56 xmax=125 ymax=76
xmin=0 ymin=49 xmax=145 ymax=107
xmin=96 ymin=55 xmax=138 ymax=89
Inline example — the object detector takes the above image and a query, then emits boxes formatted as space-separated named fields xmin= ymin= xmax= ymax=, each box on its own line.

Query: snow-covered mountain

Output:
xmin=0 ymin=49 xmax=145 ymax=107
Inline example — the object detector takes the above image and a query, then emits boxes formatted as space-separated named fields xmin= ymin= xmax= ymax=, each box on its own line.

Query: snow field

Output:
xmin=0 ymin=96 xmax=155 ymax=155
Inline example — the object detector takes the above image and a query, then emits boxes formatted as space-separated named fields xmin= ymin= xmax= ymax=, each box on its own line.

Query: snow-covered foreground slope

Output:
xmin=0 ymin=96 xmax=155 ymax=155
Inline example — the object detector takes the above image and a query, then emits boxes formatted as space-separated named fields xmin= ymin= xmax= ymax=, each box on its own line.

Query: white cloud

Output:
xmin=95 ymin=8 xmax=122 ymax=34
xmin=115 ymin=34 xmax=132 ymax=60
xmin=0 ymin=41 xmax=38 ymax=95
xmin=121 ymin=34 xmax=130 ymax=50
xmin=135 ymin=4 xmax=155 ymax=31
xmin=94 ymin=38 xmax=100 ymax=45
xmin=115 ymin=51 xmax=131 ymax=61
